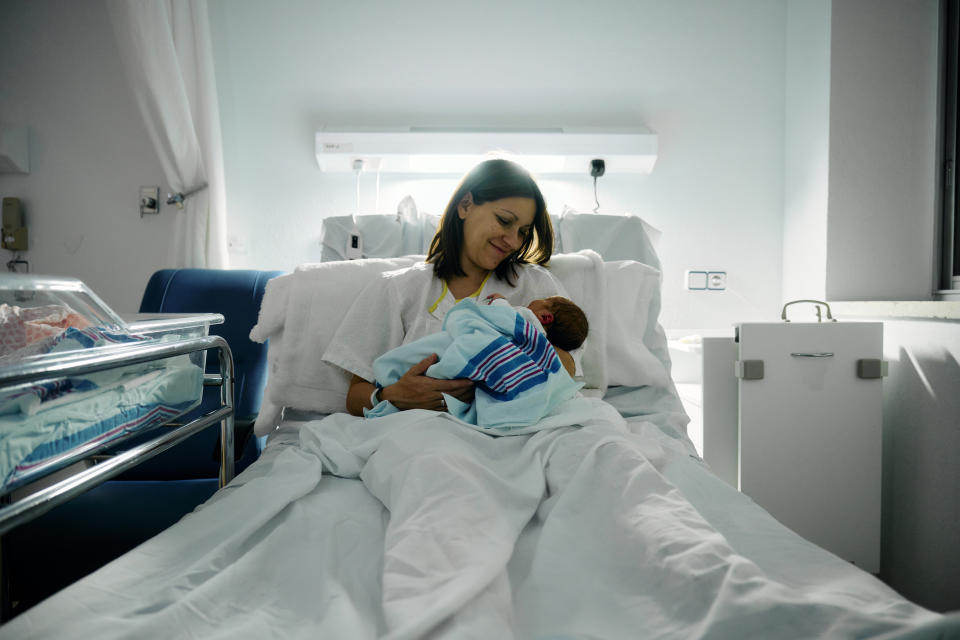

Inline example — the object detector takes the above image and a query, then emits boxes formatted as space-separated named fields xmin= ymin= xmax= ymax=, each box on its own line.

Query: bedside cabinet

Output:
xmin=701 ymin=320 xmax=884 ymax=573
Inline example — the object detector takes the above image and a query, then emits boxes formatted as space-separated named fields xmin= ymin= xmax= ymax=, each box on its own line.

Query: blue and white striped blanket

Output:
xmin=0 ymin=326 xmax=204 ymax=492
xmin=0 ymin=327 xmax=147 ymax=416
xmin=369 ymin=299 xmax=582 ymax=430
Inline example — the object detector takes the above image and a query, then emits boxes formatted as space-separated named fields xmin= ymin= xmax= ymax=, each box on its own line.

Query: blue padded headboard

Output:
xmin=123 ymin=268 xmax=284 ymax=478
xmin=139 ymin=268 xmax=283 ymax=421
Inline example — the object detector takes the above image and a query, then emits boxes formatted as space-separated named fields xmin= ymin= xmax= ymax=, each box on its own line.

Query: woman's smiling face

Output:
xmin=458 ymin=194 xmax=536 ymax=277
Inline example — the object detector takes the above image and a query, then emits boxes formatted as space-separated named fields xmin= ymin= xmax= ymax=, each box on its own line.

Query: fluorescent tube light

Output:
xmin=315 ymin=127 xmax=657 ymax=175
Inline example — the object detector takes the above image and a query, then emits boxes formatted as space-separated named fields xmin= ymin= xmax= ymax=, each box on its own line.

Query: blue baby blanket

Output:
xmin=369 ymin=299 xmax=582 ymax=430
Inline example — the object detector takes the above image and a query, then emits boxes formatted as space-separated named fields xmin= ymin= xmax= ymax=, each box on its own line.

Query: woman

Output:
xmin=323 ymin=158 xmax=567 ymax=416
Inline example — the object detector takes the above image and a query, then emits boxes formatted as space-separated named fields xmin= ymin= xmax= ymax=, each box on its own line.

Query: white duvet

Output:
xmin=2 ymin=396 xmax=949 ymax=639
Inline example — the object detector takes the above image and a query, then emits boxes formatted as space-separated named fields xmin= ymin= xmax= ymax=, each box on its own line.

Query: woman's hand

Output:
xmin=381 ymin=354 xmax=475 ymax=410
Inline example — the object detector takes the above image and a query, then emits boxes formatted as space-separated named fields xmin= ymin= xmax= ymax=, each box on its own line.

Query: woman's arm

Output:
xmin=346 ymin=375 xmax=379 ymax=416
xmin=346 ymin=354 xmax=475 ymax=416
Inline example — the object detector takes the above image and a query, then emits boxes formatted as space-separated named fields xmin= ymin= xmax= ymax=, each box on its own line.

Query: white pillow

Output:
xmin=251 ymin=253 xmax=669 ymax=434
xmin=603 ymin=260 xmax=670 ymax=388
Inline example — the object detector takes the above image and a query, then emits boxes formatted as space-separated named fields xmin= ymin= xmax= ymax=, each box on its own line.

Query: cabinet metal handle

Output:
xmin=790 ymin=352 xmax=835 ymax=358
xmin=781 ymin=299 xmax=837 ymax=322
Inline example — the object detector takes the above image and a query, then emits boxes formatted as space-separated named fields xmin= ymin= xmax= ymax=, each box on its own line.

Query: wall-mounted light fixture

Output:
xmin=315 ymin=126 xmax=657 ymax=175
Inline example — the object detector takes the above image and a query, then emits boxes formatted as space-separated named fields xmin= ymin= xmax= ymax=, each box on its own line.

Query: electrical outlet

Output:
xmin=139 ymin=186 xmax=159 ymax=217
xmin=707 ymin=271 xmax=727 ymax=290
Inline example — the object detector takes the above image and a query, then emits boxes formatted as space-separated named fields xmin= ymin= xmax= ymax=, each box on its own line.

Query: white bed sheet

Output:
xmin=673 ymin=382 xmax=703 ymax=456
xmin=2 ymin=394 xmax=948 ymax=640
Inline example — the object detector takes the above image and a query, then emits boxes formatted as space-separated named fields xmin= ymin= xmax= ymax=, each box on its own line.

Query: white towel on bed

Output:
xmin=249 ymin=257 xmax=421 ymax=435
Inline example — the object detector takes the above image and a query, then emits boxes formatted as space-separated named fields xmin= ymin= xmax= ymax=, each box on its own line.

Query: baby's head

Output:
xmin=527 ymin=296 xmax=589 ymax=351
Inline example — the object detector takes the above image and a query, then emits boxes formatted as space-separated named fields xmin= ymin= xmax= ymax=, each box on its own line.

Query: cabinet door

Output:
xmin=738 ymin=322 xmax=882 ymax=572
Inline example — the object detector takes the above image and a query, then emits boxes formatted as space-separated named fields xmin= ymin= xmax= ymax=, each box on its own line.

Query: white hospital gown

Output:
xmin=322 ymin=261 xmax=566 ymax=384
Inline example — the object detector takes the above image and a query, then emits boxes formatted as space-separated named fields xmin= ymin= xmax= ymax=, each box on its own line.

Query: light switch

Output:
xmin=140 ymin=186 xmax=159 ymax=217
xmin=685 ymin=270 xmax=708 ymax=290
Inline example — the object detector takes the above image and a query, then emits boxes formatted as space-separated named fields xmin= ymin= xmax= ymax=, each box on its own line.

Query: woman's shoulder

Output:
xmin=517 ymin=262 xmax=558 ymax=282
xmin=368 ymin=261 xmax=433 ymax=293
xmin=375 ymin=261 xmax=440 ymax=306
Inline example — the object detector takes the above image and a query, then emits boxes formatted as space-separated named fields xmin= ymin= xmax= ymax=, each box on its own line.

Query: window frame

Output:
xmin=940 ymin=0 xmax=959 ymax=292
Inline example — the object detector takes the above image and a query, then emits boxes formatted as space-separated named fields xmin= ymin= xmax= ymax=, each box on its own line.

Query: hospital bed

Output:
xmin=1 ymin=216 xmax=957 ymax=638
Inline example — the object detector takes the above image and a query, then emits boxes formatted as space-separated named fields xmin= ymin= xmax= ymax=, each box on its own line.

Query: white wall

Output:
xmin=827 ymin=0 xmax=940 ymax=301
xmin=782 ymin=0 xmax=831 ymax=304
xmin=0 ymin=0 xmax=174 ymax=313
xmin=207 ymin=0 xmax=788 ymax=332
xmin=783 ymin=0 xmax=940 ymax=305
xmin=781 ymin=0 xmax=959 ymax=612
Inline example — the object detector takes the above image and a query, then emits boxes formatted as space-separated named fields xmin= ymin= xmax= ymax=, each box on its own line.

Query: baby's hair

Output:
xmin=546 ymin=297 xmax=589 ymax=351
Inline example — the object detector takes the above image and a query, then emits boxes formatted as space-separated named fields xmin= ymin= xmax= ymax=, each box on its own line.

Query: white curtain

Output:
xmin=107 ymin=0 xmax=229 ymax=268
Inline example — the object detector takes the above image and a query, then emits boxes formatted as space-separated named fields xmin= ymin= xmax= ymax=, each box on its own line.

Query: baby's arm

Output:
xmin=554 ymin=348 xmax=576 ymax=377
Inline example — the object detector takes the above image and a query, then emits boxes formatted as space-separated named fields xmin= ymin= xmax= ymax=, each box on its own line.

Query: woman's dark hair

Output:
xmin=426 ymin=158 xmax=554 ymax=285
xmin=547 ymin=297 xmax=589 ymax=351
